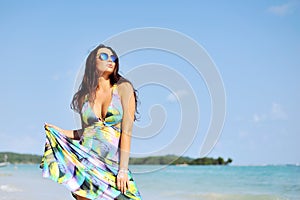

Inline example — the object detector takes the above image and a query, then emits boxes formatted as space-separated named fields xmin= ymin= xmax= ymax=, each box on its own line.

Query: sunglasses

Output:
xmin=98 ymin=53 xmax=117 ymax=62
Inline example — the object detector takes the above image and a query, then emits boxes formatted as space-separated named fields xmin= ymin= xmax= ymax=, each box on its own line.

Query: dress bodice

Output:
xmin=41 ymin=83 xmax=142 ymax=200
xmin=81 ymin=84 xmax=123 ymax=127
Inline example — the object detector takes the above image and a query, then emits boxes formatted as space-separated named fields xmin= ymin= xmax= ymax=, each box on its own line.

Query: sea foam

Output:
xmin=0 ymin=184 xmax=23 ymax=192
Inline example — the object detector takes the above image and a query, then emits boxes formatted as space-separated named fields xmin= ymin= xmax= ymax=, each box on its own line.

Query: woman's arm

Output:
xmin=117 ymin=82 xmax=136 ymax=193
xmin=45 ymin=123 xmax=83 ymax=140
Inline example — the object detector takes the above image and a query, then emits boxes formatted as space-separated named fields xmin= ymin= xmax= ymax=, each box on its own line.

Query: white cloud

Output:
xmin=271 ymin=103 xmax=288 ymax=120
xmin=166 ymin=90 xmax=188 ymax=102
xmin=252 ymin=102 xmax=288 ymax=123
xmin=253 ymin=113 xmax=267 ymax=123
xmin=267 ymin=1 xmax=298 ymax=16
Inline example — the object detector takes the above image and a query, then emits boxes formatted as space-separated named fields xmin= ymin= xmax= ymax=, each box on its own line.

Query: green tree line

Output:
xmin=129 ymin=155 xmax=233 ymax=165
xmin=1 ymin=152 xmax=232 ymax=165
xmin=0 ymin=152 xmax=42 ymax=164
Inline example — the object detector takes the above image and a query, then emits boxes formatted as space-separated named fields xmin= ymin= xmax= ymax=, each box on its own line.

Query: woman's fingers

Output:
xmin=45 ymin=123 xmax=59 ymax=131
xmin=117 ymin=178 xmax=121 ymax=190
xmin=117 ymin=173 xmax=128 ymax=194
xmin=123 ymin=180 xmax=129 ymax=194
xmin=121 ymin=180 xmax=128 ymax=194
xmin=120 ymin=180 xmax=124 ymax=193
xmin=45 ymin=122 xmax=53 ymax=128
xmin=117 ymin=178 xmax=125 ymax=193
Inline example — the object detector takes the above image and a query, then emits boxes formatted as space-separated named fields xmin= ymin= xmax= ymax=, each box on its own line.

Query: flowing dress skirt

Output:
xmin=40 ymin=125 xmax=142 ymax=200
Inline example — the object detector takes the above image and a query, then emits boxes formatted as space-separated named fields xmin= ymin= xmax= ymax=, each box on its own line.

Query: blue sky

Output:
xmin=0 ymin=1 xmax=299 ymax=165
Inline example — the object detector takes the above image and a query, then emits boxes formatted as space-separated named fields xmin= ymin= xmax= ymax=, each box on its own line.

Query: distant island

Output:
xmin=0 ymin=152 xmax=41 ymax=164
xmin=129 ymin=155 xmax=232 ymax=165
xmin=0 ymin=152 xmax=232 ymax=165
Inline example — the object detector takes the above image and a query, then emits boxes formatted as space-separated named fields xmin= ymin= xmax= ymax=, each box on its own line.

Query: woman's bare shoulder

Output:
xmin=116 ymin=81 xmax=134 ymax=96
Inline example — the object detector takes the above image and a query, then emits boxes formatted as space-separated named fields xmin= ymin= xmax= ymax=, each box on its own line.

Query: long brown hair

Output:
xmin=70 ymin=44 xmax=139 ymax=120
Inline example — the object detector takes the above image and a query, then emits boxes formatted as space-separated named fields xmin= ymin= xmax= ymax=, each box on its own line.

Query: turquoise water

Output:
xmin=0 ymin=164 xmax=299 ymax=200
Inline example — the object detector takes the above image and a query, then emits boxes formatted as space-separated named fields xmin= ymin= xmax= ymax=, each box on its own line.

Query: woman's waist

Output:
xmin=83 ymin=123 xmax=121 ymax=138
xmin=85 ymin=121 xmax=121 ymax=128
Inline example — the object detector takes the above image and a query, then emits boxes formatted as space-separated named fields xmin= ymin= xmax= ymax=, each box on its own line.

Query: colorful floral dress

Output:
xmin=40 ymin=84 xmax=142 ymax=200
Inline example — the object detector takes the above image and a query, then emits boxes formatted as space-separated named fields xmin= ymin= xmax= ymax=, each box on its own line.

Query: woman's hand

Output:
xmin=44 ymin=122 xmax=68 ymax=137
xmin=117 ymin=168 xmax=129 ymax=194
xmin=44 ymin=123 xmax=81 ymax=139
xmin=44 ymin=122 xmax=64 ymax=133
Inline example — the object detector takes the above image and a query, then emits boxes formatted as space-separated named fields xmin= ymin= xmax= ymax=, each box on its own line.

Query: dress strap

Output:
xmin=112 ymin=84 xmax=118 ymax=93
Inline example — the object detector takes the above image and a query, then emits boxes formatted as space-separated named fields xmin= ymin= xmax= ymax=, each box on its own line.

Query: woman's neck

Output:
xmin=97 ymin=76 xmax=111 ymax=91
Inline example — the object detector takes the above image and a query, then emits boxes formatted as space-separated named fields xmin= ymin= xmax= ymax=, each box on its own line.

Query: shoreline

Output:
xmin=1 ymin=164 xmax=299 ymax=200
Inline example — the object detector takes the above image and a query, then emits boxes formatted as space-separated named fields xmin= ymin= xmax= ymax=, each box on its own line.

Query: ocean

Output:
xmin=0 ymin=164 xmax=299 ymax=200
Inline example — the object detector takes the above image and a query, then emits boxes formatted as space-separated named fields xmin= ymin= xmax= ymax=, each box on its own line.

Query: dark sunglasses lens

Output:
xmin=111 ymin=55 xmax=117 ymax=62
xmin=100 ymin=53 xmax=108 ymax=61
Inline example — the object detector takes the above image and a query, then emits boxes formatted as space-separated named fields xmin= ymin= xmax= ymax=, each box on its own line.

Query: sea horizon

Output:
xmin=1 ymin=151 xmax=299 ymax=166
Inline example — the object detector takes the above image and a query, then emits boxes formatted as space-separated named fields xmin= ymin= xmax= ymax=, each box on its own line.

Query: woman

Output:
xmin=40 ymin=44 xmax=142 ymax=200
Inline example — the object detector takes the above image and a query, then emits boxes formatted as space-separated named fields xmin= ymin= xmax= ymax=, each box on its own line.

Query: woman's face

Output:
xmin=95 ymin=48 xmax=116 ymax=76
